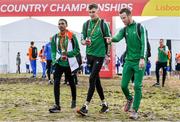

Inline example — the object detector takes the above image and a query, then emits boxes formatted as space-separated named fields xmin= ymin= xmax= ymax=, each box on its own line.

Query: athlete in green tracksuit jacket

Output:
xmin=153 ymin=39 xmax=169 ymax=87
xmin=107 ymin=8 xmax=147 ymax=119
xmin=49 ymin=19 xmax=80 ymax=113
xmin=77 ymin=3 xmax=111 ymax=116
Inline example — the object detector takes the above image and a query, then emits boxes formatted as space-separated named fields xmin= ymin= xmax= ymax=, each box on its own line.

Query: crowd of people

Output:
xmin=14 ymin=3 xmax=180 ymax=120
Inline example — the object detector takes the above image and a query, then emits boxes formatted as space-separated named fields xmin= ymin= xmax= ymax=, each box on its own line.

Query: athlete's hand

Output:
xmin=105 ymin=37 xmax=112 ymax=44
xmin=85 ymin=38 xmax=91 ymax=46
xmin=62 ymin=51 xmax=67 ymax=56
xmin=139 ymin=58 xmax=145 ymax=69
xmin=81 ymin=40 xmax=86 ymax=45
xmin=81 ymin=39 xmax=91 ymax=46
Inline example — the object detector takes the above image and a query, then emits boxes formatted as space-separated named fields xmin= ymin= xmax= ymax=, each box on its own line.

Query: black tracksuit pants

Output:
xmin=155 ymin=61 xmax=167 ymax=86
xmin=86 ymin=55 xmax=105 ymax=102
xmin=53 ymin=64 xmax=76 ymax=106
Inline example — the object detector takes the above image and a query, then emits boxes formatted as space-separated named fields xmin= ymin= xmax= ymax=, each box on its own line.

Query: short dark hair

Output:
xmin=59 ymin=19 xmax=68 ymax=26
xmin=30 ymin=41 xmax=34 ymax=46
xmin=160 ymin=39 xmax=164 ymax=42
xmin=88 ymin=3 xmax=98 ymax=10
xmin=119 ymin=8 xmax=131 ymax=16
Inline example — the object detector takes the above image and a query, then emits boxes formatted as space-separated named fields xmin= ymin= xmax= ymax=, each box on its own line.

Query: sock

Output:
xmin=101 ymin=100 xmax=107 ymax=106
xmin=84 ymin=101 xmax=89 ymax=109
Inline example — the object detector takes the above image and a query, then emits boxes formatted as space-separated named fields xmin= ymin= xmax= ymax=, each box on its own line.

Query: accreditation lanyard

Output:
xmin=89 ymin=19 xmax=100 ymax=37
xmin=59 ymin=33 xmax=67 ymax=52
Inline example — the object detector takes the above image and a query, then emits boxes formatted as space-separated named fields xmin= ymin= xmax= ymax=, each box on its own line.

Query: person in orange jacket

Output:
xmin=39 ymin=45 xmax=47 ymax=78
xmin=28 ymin=41 xmax=37 ymax=78
xmin=175 ymin=53 xmax=180 ymax=79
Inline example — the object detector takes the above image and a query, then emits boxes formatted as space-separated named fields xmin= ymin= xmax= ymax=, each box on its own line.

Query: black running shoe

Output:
xmin=49 ymin=105 xmax=61 ymax=113
xmin=30 ymin=75 xmax=36 ymax=78
xmin=152 ymin=82 xmax=160 ymax=87
xmin=77 ymin=105 xmax=88 ymax=116
xmin=71 ymin=100 xmax=76 ymax=109
xmin=99 ymin=103 xmax=109 ymax=113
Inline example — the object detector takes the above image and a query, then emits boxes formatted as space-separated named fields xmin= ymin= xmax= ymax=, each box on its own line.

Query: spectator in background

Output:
xmin=39 ymin=46 xmax=46 ymax=79
xmin=115 ymin=55 xmax=120 ymax=75
xmin=28 ymin=41 xmax=37 ymax=78
xmin=16 ymin=52 xmax=21 ymax=74
xmin=153 ymin=39 xmax=169 ymax=87
xmin=25 ymin=53 xmax=30 ymax=73
xmin=82 ymin=57 xmax=87 ymax=75
xmin=44 ymin=38 xmax=53 ymax=84
xmin=175 ymin=52 xmax=180 ymax=79
xmin=145 ymin=59 xmax=151 ymax=76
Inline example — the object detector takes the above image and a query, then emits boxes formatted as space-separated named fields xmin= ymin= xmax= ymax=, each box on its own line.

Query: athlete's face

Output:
xmin=159 ymin=39 xmax=164 ymax=47
xmin=88 ymin=8 xmax=99 ymax=20
xmin=120 ymin=12 xmax=131 ymax=26
xmin=58 ymin=20 xmax=67 ymax=32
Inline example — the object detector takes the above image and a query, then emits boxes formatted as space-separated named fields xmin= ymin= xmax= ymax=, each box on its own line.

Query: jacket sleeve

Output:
xmin=67 ymin=34 xmax=80 ymax=58
xmin=112 ymin=28 xmax=125 ymax=42
xmin=51 ymin=36 xmax=57 ymax=64
xmin=81 ymin=22 xmax=87 ymax=40
xmin=140 ymin=25 xmax=147 ymax=59
xmin=104 ymin=21 xmax=111 ymax=37
xmin=28 ymin=47 xmax=32 ymax=60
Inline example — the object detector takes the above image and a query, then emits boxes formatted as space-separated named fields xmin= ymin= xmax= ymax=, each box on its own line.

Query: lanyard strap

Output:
xmin=90 ymin=19 xmax=100 ymax=37
xmin=59 ymin=33 xmax=67 ymax=52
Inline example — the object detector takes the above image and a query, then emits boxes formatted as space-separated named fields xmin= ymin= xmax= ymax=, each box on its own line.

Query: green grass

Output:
xmin=0 ymin=74 xmax=180 ymax=121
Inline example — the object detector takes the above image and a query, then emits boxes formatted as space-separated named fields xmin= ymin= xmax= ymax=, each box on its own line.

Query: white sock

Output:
xmin=84 ymin=101 xmax=89 ymax=109
xmin=101 ymin=100 xmax=107 ymax=106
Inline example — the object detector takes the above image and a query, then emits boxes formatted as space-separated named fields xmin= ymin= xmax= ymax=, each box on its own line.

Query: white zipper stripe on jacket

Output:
xmin=55 ymin=34 xmax=61 ymax=61
xmin=142 ymin=25 xmax=147 ymax=58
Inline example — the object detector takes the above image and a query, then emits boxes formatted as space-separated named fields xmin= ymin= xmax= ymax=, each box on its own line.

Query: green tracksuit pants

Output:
xmin=121 ymin=60 xmax=145 ymax=112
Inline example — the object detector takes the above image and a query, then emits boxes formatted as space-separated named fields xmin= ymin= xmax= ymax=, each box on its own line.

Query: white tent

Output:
xmin=0 ymin=18 xmax=58 ymax=73
xmin=142 ymin=17 xmax=180 ymax=40
xmin=0 ymin=18 xmax=83 ymax=73
xmin=142 ymin=17 xmax=180 ymax=71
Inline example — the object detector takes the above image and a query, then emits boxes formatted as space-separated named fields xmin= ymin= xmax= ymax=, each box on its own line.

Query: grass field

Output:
xmin=0 ymin=73 xmax=180 ymax=121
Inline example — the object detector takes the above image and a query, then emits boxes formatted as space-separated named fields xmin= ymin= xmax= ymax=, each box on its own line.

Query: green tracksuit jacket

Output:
xmin=158 ymin=46 xmax=168 ymax=62
xmin=82 ymin=18 xmax=111 ymax=57
xmin=51 ymin=32 xmax=80 ymax=67
xmin=112 ymin=21 xmax=147 ymax=61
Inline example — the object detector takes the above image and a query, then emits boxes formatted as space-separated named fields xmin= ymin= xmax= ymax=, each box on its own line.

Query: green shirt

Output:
xmin=82 ymin=18 xmax=111 ymax=57
xmin=158 ymin=46 xmax=168 ymax=62
xmin=51 ymin=32 xmax=80 ymax=67
xmin=112 ymin=21 xmax=147 ymax=61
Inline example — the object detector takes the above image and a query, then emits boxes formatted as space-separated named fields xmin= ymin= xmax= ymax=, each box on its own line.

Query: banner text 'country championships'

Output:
xmin=0 ymin=3 xmax=133 ymax=13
